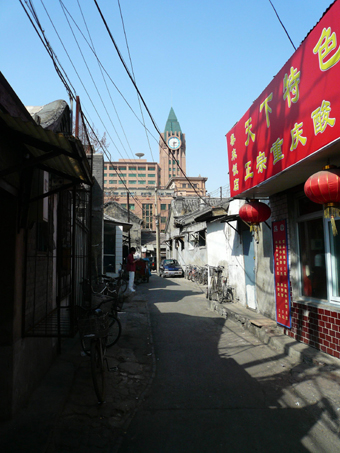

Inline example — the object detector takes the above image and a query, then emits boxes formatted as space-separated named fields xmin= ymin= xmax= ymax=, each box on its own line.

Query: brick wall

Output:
xmin=270 ymin=190 xmax=340 ymax=360
xmin=285 ymin=303 xmax=340 ymax=359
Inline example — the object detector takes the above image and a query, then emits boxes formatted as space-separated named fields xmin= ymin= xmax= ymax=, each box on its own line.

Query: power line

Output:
xmin=75 ymin=0 xmax=136 ymax=161
xmin=21 ymin=1 xmax=145 ymax=213
xmin=93 ymin=0 xmax=209 ymax=205
xmin=117 ymin=0 xmax=155 ymax=163
xmin=79 ymin=118 xmax=146 ymax=213
xmin=42 ymin=0 xmax=133 ymax=165
xmin=268 ymin=0 xmax=296 ymax=51
xmin=21 ymin=0 xmax=76 ymax=100
xmin=44 ymin=0 xmax=150 ymax=194
xmin=39 ymin=0 xmax=161 ymax=147
xmin=22 ymin=1 xmax=207 ymax=205
xmin=58 ymin=0 xmax=160 ymax=185
xmin=60 ymin=0 xmax=134 ymax=161
xmin=27 ymin=1 xmax=151 ymax=199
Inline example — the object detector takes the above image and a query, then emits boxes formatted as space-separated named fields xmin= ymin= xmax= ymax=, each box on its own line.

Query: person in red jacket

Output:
xmin=126 ymin=247 xmax=139 ymax=292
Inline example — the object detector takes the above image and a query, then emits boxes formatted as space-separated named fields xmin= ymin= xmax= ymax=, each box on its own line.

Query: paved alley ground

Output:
xmin=118 ymin=276 xmax=340 ymax=453
xmin=1 ymin=275 xmax=340 ymax=452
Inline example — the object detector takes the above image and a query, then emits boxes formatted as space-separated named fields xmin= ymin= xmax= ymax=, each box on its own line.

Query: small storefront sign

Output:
xmin=226 ymin=0 xmax=340 ymax=198
xmin=272 ymin=220 xmax=291 ymax=328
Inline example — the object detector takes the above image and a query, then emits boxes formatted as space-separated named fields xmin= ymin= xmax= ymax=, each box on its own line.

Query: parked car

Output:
xmin=160 ymin=259 xmax=184 ymax=278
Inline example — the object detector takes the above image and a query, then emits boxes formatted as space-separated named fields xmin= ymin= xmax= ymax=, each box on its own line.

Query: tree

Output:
xmin=73 ymin=120 xmax=109 ymax=153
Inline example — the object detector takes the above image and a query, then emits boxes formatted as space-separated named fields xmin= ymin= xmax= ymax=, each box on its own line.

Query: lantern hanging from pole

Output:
xmin=239 ymin=200 xmax=271 ymax=241
xmin=304 ymin=165 xmax=340 ymax=236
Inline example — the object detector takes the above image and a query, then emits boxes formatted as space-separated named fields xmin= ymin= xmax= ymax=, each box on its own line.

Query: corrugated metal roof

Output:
xmin=0 ymin=110 xmax=92 ymax=187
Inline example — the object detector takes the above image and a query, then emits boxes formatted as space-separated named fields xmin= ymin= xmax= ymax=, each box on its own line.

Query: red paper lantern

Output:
xmin=239 ymin=200 xmax=271 ymax=226
xmin=304 ymin=165 xmax=340 ymax=235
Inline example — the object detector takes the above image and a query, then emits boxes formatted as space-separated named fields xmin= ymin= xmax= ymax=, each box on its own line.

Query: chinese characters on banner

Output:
xmin=226 ymin=1 xmax=340 ymax=198
xmin=273 ymin=220 xmax=291 ymax=328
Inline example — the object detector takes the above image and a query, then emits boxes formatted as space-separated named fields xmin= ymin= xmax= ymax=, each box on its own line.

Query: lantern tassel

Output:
xmin=324 ymin=206 xmax=339 ymax=236
xmin=331 ymin=215 xmax=338 ymax=236
xmin=251 ymin=224 xmax=261 ymax=243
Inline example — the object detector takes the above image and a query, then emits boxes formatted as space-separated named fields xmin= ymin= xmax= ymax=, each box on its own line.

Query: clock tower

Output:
xmin=159 ymin=107 xmax=186 ymax=187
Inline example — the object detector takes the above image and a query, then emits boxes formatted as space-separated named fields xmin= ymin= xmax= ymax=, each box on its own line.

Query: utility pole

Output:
xmin=154 ymin=188 xmax=160 ymax=275
xmin=127 ymin=191 xmax=131 ymax=249
xmin=75 ymin=96 xmax=80 ymax=137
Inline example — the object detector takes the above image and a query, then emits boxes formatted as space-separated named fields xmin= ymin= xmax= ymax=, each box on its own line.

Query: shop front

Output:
xmin=226 ymin=0 xmax=340 ymax=358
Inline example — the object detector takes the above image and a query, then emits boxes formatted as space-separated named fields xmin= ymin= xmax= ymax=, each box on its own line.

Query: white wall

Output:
xmin=206 ymin=200 xmax=246 ymax=306
xmin=115 ymin=226 xmax=123 ymax=273
xmin=176 ymin=237 xmax=207 ymax=270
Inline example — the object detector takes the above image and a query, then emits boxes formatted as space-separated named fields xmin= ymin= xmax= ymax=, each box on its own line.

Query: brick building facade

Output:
xmin=270 ymin=188 xmax=340 ymax=360
xmin=225 ymin=2 xmax=340 ymax=360
xmin=103 ymin=108 xmax=207 ymax=231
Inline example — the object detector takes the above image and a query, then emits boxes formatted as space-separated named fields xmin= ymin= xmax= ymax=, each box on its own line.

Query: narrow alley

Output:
xmin=1 ymin=275 xmax=340 ymax=453
xmin=118 ymin=276 xmax=340 ymax=452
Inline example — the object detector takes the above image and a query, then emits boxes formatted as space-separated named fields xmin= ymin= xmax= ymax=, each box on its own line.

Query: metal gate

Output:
xmin=23 ymin=184 xmax=91 ymax=343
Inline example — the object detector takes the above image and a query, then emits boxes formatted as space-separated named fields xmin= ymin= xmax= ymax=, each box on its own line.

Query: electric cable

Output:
xmin=60 ymin=0 xmax=135 ymax=161
xmin=76 ymin=0 xmax=135 ymax=161
xmin=22 ymin=0 xmax=208 ymax=216
xmin=21 ymin=0 xmax=144 ymax=212
xmin=117 ymin=0 xmax=155 ymax=163
xmin=38 ymin=0 xmax=161 ymax=147
xmin=58 ymin=0 xmax=159 ymax=187
xmin=93 ymin=0 xmax=209 ymax=205
xmin=268 ymin=0 xmax=296 ymax=51
xmin=42 ymin=0 xmax=133 ymax=166
xmin=81 ymin=111 xmax=144 ymax=211
xmin=21 ymin=0 xmax=76 ymax=100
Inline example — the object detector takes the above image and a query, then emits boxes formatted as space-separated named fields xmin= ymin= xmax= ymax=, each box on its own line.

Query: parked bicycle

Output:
xmin=200 ymin=265 xmax=209 ymax=285
xmin=206 ymin=266 xmax=234 ymax=303
xmin=189 ymin=265 xmax=199 ymax=282
xmin=80 ymin=279 xmax=122 ymax=350
xmin=77 ymin=308 xmax=109 ymax=403
xmin=184 ymin=264 xmax=192 ymax=280
xmin=196 ymin=265 xmax=208 ymax=285
xmin=184 ymin=264 xmax=208 ymax=285
xmin=92 ymin=269 xmax=128 ymax=296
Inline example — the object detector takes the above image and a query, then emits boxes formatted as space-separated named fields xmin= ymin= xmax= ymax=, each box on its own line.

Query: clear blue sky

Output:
xmin=1 ymin=0 xmax=334 ymax=195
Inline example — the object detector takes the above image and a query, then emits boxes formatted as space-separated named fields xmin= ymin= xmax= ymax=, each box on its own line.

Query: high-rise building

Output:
xmin=159 ymin=107 xmax=186 ymax=186
xmin=104 ymin=108 xmax=207 ymax=231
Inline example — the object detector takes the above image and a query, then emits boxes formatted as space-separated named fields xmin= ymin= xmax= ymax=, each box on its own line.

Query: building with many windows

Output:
xmin=104 ymin=108 xmax=207 ymax=231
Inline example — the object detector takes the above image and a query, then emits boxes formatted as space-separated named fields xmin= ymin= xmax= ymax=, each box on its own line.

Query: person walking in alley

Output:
xmin=127 ymin=247 xmax=139 ymax=292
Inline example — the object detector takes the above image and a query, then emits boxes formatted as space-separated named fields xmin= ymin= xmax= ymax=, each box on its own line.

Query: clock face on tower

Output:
xmin=168 ymin=136 xmax=181 ymax=150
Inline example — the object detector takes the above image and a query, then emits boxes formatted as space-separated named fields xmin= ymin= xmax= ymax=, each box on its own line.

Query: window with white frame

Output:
xmin=296 ymin=194 xmax=340 ymax=303
xmin=327 ymin=218 xmax=340 ymax=301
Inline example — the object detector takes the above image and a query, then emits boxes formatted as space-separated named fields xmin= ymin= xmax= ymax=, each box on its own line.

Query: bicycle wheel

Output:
xmin=106 ymin=280 xmax=119 ymax=295
xmin=119 ymin=278 xmax=128 ymax=294
xmin=81 ymin=336 xmax=91 ymax=356
xmin=217 ymin=285 xmax=225 ymax=303
xmin=225 ymin=287 xmax=234 ymax=303
xmin=91 ymin=339 xmax=106 ymax=403
xmin=106 ymin=314 xmax=122 ymax=347
xmin=92 ymin=277 xmax=107 ymax=295
xmin=209 ymin=279 xmax=215 ymax=300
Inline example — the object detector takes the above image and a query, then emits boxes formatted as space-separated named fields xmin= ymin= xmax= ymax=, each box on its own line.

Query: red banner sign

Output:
xmin=273 ymin=220 xmax=291 ymax=328
xmin=226 ymin=1 xmax=340 ymax=197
